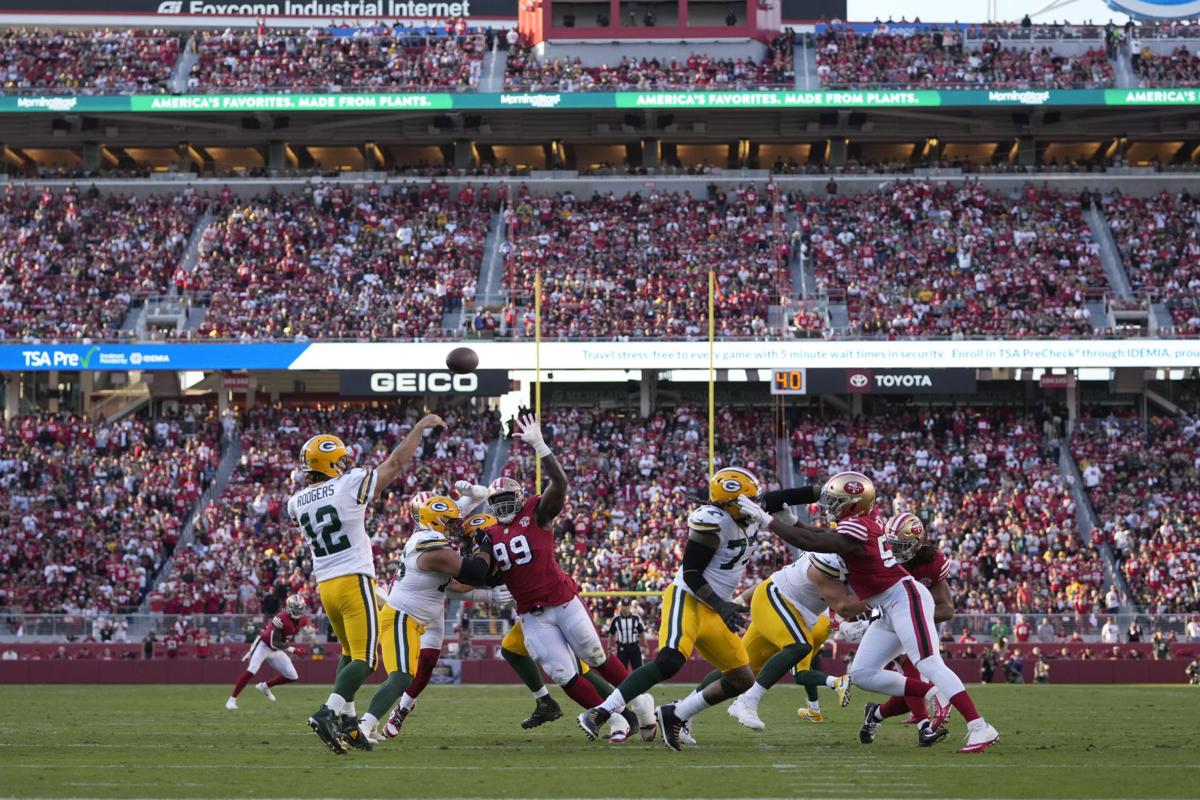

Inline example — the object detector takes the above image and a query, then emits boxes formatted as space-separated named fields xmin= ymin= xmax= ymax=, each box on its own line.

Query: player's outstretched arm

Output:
xmin=513 ymin=414 xmax=566 ymax=527
xmin=681 ymin=529 xmax=749 ymax=633
xmin=373 ymin=413 xmax=446 ymax=500
xmin=737 ymin=496 xmax=866 ymax=557
xmin=417 ymin=535 xmax=495 ymax=588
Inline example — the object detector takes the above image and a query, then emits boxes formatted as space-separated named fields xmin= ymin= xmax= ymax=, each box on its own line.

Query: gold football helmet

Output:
xmin=884 ymin=512 xmax=925 ymax=563
xmin=464 ymin=513 xmax=499 ymax=535
xmin=487 ymin=476 xmax=524 ymax=523
xmin=819 ymin=471 xmax=876 ymax=521
xmin=417 ymin=496 xmax=463 ymax=533
xmin=409 ymin=490 xmax=433 ymax=523
xmin=709 ymin=467 xmax=763 ymax=522
xmin=300 ymin=434 xmax=351 ymax=479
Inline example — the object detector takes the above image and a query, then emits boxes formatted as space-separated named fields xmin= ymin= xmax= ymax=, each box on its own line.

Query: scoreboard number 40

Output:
xmin=770 ymin=368 xmax=807 ymax=395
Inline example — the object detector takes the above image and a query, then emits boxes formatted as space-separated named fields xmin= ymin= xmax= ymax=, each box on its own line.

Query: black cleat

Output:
xmin=522 ymin=695 xmax=563 ymax=729
xmin=657 ymin=704 xmax=684 ymax=752
xmin=308 ymin=706 xmax=347 ymax=755
xmin=860 ymin=702 xmax=881 ymax=744
xmin=576 ymin=707 xmax=610 ymax=741
xmin=338 ymin=714 xmax=373 ymax=751
xmin=918 ymin=722 xmax=949 ymax=747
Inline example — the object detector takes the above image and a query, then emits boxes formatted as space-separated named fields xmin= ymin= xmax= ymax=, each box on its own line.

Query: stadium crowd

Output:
xmin=185 ymin=182 xmax=489 ymax=340
xmin=0 ymin=185 xmax=204 ymax=342
xmin=816 ymin=26 xmax=1113 ymax=89
xmin=0 ymin=410 xmax=223 ymax=616
xmin=1071 ymin=411 xmax=1200 ymax=614
xmin=1131 ymin=46 xmax=1200 ymax=88
xmin=0 ymin=28 xmax=179 ymax=94
xmin=797 ymin=180 xmax=1105 ymax=337
xmin=504 ymin=34 xmax=794 ymax=91
xmin=189 ymin=27 xmax=484 ymax=92
xmin=502 ymin=185 xmax=793 ymax=338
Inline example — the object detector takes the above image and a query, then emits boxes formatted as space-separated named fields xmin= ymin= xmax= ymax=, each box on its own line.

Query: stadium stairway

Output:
xmin=1149 ymin=301 xmax=1175 ymax=333
xmin=138 ymin=427 xmax=243 ymax=612
xmin=481 ymin=434 xmax=510 ymax=486
xmin=796 ymin=35 xmax=817 ymax=90
xmin=827 ymin=301 xmax=850 ymax=332
xmin=169 ymin=35 xmax=200 ymax=93
xmin=1058 ymin=441 xmax=1134 ymax=613
xmin=1084 ymin=205 xmax=1134 ymax=297
xmin=479 ymin=42 xmax=508 ymax=93
xmin=1112 ymin=44 xmax=1137 ymax=89
xmin=789 ymin=218 xmax=815 ymax=298
xmin=478 ymin=207 xmax=507 ymax=306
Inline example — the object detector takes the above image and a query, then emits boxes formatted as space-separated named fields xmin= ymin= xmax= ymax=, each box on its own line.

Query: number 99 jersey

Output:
xmin=486 ymin=495 xmax=578 ymax=614
xmin=286 ymin=467 xmax=378 ymax=583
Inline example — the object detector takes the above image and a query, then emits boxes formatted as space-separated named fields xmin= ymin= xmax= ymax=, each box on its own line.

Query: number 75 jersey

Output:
xmin=671 ymin=504 xmax=762 ymax=602
xmin=286 ymin=467 xmax=378 ymax=583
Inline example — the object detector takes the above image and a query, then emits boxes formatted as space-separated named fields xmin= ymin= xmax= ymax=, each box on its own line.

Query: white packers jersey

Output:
xmin=769 ymin=552 xmax=849 ymax=627
xmin=386 ymin=529 xmax=454 ymax=626
xmin=286 ymin=467 xmax=378 ymax=583
xmin=671 ymin=504 xmax=762 ymax=602
xmin=385 ymin=494 xmax=485 ymax=626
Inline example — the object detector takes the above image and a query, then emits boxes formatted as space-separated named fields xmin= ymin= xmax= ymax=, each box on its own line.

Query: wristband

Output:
xmin=533 ymin=441 xmax=552 ymax=458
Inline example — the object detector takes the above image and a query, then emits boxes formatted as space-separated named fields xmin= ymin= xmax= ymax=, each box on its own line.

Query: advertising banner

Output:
xmin=429 ymin=658 xmax=461 ymax=685
xmin=340 ymin=369 xmax=509 ymax=395
xmin=804 ymin=368 xmax=977 ymax=394
xmin=0 ymin=342 xmax=308 ymax=371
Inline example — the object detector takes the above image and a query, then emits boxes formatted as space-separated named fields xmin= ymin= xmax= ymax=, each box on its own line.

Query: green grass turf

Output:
xmin=0 ymin=683 xmax=1195 ymax=799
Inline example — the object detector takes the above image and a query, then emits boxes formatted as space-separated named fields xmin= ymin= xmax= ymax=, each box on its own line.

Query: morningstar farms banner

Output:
xmin=5 ymin=88 xmax=1200 ymax=113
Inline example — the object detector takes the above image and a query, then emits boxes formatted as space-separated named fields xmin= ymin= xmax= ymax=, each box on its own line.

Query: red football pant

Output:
xmin=403 ymin=648 xmax=441 ymax=701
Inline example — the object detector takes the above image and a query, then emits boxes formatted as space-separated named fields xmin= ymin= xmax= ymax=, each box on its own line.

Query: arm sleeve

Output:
xmin=680 ymin=538 xmax=718 ymax=596
xmin=761 ymin=486 xmax=819 ymax=512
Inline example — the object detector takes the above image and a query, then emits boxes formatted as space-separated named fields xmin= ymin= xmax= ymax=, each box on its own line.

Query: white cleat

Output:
xmin=628 ymin=694 xmax=658 ymax=742
xmin=678 ymin=717 xmax=697 ymax=747
xmin=225 ymin=697 xmax=238 ymax=710
xmin=727 ymin=697 xmax=766 ymax=731
xmin=960 ymin=721 xmax=1000 ymax=754
xmin=255 ymin=682 xmax=276 ymax=702
xmin=606 ymin=711 xmax=632 ymax=744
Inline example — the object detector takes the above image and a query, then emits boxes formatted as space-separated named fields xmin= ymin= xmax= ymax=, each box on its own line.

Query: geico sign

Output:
xmin=874 ymin=374 xmax=933 ymax=388
xmin=370 ymin=371 xmax=478 ymax=393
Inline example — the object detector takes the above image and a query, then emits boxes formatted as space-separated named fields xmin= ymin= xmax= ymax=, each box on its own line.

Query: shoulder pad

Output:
xmin=810 ymin=553 xmax=849 ymax=581
xmin=688 ymin=505 xmax=727 ymax=530
xmin=410 ymin=530 xmax=451 ymax=552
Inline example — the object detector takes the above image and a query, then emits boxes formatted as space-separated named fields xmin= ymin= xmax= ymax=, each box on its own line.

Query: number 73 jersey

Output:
xmin=286 ymin=467 xmax=378 ymax=583
xmin=671 ymin=504 xmax=762 ymax=602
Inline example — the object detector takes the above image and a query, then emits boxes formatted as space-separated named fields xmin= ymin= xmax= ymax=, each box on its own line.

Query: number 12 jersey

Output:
xmin=286 ymin=467 xmax=378 ymax=583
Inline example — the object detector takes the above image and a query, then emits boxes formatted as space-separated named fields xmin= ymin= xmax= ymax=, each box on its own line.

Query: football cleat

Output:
xmin=797 ymin=707 xmax=824 ymax=723
xmin=727 ymin=697 xmax=765 ymax=731
xmin=338 ymin=714 xmax=373 ymax=751
xmin=255 ymin=682 xmax=276 ymax=702
xmin=902 ymin=713 xmax=921 ymax=725
xmin=628 ymin=694 xmax=657 ymax=741
xmin=383 ymin=704 xmax=413 ymax=738
xmin=606 ymin=711 xmax=633 ymax=744
xmin=959 ymin=722 xmax=1000 ymax=754
xmin=577 ymin=707 xmax=610 ymax=742
xmin=522 ymin=695 xmax=563 ymax=729
xmin=833 ymin=674 xmax=852 ymax=707
xmin=859 ymin=702 xmax=881 ymax=744
xmin=931 ymin=694 xmax=953 ymax=730
xmin=656 ymin=704 xmax=684 ymax=752
xmin=679 ymin=717 xmax=697 ymax=747
xmin=367 ymin=730 xmax=385 ymax=744
xmin=225 ymin=697 xmax=238 ymax=710
xmin=308 ymin=707 xmax=347 ymax=755
xmin=918 ymin=722 xmax=949 ymax=747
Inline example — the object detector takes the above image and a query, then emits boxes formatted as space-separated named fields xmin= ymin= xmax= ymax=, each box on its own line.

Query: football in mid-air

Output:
xmin=446 ymin=346 xmax=479 ymax=374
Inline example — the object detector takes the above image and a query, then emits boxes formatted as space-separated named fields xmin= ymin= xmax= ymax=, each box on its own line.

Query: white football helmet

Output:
xmin=487 ymin=476 xmax=524 ymax=523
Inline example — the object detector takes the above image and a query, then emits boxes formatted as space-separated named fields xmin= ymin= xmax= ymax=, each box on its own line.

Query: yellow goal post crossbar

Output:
xmin=578 ymin=591 xmax=665 ymax=598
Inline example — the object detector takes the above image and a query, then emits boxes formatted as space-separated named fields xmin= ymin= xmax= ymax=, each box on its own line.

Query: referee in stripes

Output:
xmin=607 ymin=602 xmax=647 ymax=669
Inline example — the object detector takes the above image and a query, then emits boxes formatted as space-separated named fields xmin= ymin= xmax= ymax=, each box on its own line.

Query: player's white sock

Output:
xmin=967 ymin=717 xmax=988 ymax=732
xmin=399 ymin=693 xmax=417 ymax=710
xmin=824 ymin=676 xmax=838 ymax=689
xmin=343 ymin=702 xmax=356 ymax=718
xmin=808 ymin=700 xmax=821 ymax=712
xmin=361 ymin=713 xmax=378 ymax=732
xmin=674 ymin=690 xmax=711 ymax=722
xmin=532 ymin=687 xmax=549 ymax=700
xmin=598 ymin=689 xmax=626 ymax=715
xmin=742 ymin=683 xmax=767 ymax=704
xmin=325 ymin=693 xmax=347 ymax=715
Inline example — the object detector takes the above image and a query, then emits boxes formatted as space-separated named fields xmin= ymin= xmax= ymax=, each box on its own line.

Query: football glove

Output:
xmin=735 ymin=495 xmax=773 ymax=527
xmin=717 ymin=600 xmax=750 ymax=633
xmin=454 ymin=480 xmax=490 ymax=502
xmin=515 ymin=414 xmax=551 ymax=457
xmin=491 ymin=585 xmax=514 ymax=606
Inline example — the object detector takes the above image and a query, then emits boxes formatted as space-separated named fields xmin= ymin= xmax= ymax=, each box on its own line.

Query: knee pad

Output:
xmin=654 ymin=647 xmax=686 ymax=678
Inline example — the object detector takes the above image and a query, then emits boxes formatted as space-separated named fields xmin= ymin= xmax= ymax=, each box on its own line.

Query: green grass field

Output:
xmin=0 ymin=683 xmax=1196 ymax=799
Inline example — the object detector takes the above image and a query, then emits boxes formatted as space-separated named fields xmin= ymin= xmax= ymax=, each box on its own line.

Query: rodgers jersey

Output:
xmin=671 ymin=504 xmax=762 ymax=602
xmin=286 ymin=467 xmax=378 ymax=583
xmin=770 ymin=552 xmax=848 ymax=626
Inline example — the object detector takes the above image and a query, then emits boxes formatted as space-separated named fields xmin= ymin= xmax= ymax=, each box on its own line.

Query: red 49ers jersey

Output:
xmin=837 ymin=509 xmax=912 ymax=600
xmin=904 ymin=549 xmax=951 ymax=588
xmin=487 ymin=495 xmax=578 ymax=614
xmin=260 ymin=612 xmax=308 ymax=650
